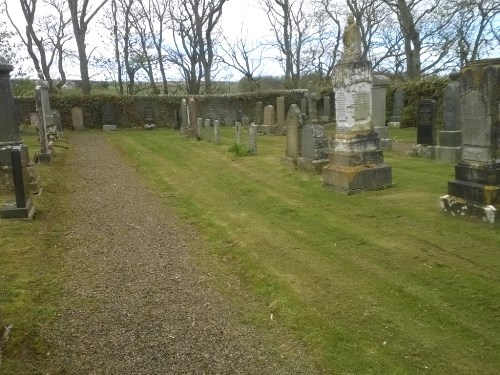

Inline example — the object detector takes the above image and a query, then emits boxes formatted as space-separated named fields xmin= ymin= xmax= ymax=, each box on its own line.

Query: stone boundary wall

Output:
xmin=14 ymin=90 xmax=307 ymax=130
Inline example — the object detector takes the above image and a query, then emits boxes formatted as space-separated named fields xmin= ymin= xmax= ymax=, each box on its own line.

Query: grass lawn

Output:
xmin=105 ymin=127 xmax=499 ymax=374
xmin=1 ymin=128 xmax=499 ymax=374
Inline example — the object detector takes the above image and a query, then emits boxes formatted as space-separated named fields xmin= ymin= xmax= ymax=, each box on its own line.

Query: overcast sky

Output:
xmin=4 ymin=1 xmax=280 ymax=81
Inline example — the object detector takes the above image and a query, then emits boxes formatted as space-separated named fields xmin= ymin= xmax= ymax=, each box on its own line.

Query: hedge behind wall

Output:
xmin=14 ymin=90 xmax=308 ymax=130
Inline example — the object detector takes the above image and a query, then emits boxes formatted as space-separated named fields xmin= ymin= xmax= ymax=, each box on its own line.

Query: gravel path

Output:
xmin=45 ymin=133 xmax=319 ymax=374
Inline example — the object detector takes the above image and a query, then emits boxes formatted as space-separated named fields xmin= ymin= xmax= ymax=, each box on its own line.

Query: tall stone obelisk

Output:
xmin=323 ymin=16 xmax=392 ymax=194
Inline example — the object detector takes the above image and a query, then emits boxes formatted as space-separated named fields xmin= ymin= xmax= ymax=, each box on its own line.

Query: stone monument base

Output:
xmin=103 ymin=125 xmax=117 ymax=131
xmin=259 ymin=125 xmax=278 ymax=135
xmin=435 ymin=146 xmax=461 ymax=163
xmin=0 ymin=198 xmax=35 ymax=219
xmin=440 ymin=195 xmax=497 ymax=224
xmin=297 ymin=157 xmax=328 ymax=174
xmin=413 ymin=144 xmax=436 ymax=159
xmin=280 ymin=155 xmax=297 ymax=169
xmin=322 ymin=131 xmax=393 ymax=195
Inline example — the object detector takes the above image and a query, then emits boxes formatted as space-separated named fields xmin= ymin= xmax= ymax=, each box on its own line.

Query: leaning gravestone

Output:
xmin=440 ymin=58 xmax=500 ymax=224
xmin=0 ymin=56 xmax=36 ymax=219
xmin=102 ymin=103 xmax=117 ymax=131
xmin=281 ymin=104 xmax=303 ymax=169
xmin=323 ymin=16 xmax=392 ymax=194
xmin=436 ymin=71 xmax=462 ymax=162
xmin=297 ymin=124 xmax=329 ymax=174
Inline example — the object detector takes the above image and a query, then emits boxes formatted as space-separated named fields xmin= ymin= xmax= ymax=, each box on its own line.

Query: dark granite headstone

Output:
xmin=417 ymin=99 xmax=437 ymax=145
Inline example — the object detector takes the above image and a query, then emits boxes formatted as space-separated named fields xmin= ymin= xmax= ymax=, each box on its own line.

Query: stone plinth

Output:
xmin=323 ymin=131 xmax=392 ymax=194
xmin=440 ymin=58 xmax=500 ymax=224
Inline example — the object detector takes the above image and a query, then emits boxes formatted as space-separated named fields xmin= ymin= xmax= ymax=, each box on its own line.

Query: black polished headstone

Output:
xmin=0 ymin=57 xmax=21 ymax=146
xmin=417 ymin=99 xmax=437 ymax=145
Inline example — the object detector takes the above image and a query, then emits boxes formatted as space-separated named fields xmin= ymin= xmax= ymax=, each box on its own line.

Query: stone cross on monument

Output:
xmin=322 ymin=16 xmax=393 ymax=194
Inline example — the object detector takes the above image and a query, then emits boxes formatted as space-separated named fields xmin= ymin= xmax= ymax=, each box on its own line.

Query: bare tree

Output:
xmin=5 ymin=0 xmax=70 ymax=91
xmin=260 ymin=0 xmax=315 ymax=89
xmin=450 ymin=0 xmax=500 ymax=68
xmin=67 ymin=0 xmax=108 ymax=94
xmin=0 ymin=4 xmax=17 ymax=65
xmin=166 ymin=0 xmax=228 ymax=95
xmin=219 ymin=28 xmax=265 ymax=91
xmin=138 ymin=0 xmax=171 ymax=94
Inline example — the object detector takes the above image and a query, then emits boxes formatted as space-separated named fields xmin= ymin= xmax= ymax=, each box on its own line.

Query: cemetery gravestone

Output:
xmin=276 ymin=96 xmax=286 ymax=135
xmin=242 ymin=116 xmax=250 ymax=128
xmin=72 ymin=107 xmax=85 ymax=131
xmin=297 ymin=124 xmax=329 ymax=174
xmin=281 ymin=104 xmax=303 ymax=169
xmin=436 ymin=71 xmax=462 ymax=162
xmin=0 ymin=56 xmax=36 ymax=219
xmin=417 ymin=99 xmax=437 ymax=145
xmin=180 ymin=99 xmax=188 ymax=135
xmin=372 ymin=75 xmax=392 ymax=150
xmin=197 ymin=118 xmax=203 ymax=139
xmin=389 ymin=89 xmax=405 ymax=125
xmin=322 ymin=95 xmax=331 ymax=120
xmin=440 ymin=58 xmax=500 ymax=224
xmin=187 ymin=98 xmax=197 ymax=138
xmin=323 ymin=16 xmax=392 ymax=194
xmin=214 ymin=120 xmax=221 ymax=145
xmin=204 ymin=119 xmax=211 ymax=142
xmin=261 ymin=105 xmax=276 ymax=135
xmin=102 ymin=103 xmax=117 ymax=131
xmin=255 ymin=102 xmax=263 ymax=124
xmin=249 ymin=124 xmax=257 ymax=154
xmin=300 ymin=96 xmax=308 ymax=116
xmin=235 ymin=122 xmax=242 ymax=145
xmin=35 ymin=80 xmax=52 ymax=163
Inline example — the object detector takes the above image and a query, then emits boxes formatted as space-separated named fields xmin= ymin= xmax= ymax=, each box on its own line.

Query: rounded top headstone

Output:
xmin=449 ymin=70 xmax=460 ymax=81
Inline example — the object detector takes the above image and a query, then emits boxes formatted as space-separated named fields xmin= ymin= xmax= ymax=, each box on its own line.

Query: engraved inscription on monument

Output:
xmin=462 ymin=91 xmax=487 ymax=147
xmin=335 ymin=90 xmax=347 ymax=123
xmin=354 ymin=91 xmax=370 ymax=121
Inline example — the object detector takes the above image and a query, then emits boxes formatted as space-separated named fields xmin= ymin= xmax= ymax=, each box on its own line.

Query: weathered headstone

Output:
xmin=242 ymin=116 xmax=250 ymax=128
xmin=71 ymin=107 xmax=85 ymax=131
xmin=276 ymin=96 xmax=285 ymax=135
xmin=297 ymin=124 xmax=329 ymax=174
xmin=236 ymin=109 xmax=243 ymax=123
xmin=180 ymin=99 xmax=188 ymax=135
xmin=436 ymin=71 xmax=462 ymax=162
xmin=197 ymin=118 xmax=203 ymax=139
xmin=281 ymin=104 xmax=303 ymax=169
xmin=235 ymin=122 xmax=242 ymax=145
xmin=102 ymin=103 xmax=117 ymax=131
xmin=255 ymin=102 xmax=263 ymax=124
xmin=440 ymin=59 xmax=500 ymax=224
xmin=204 ymin=119 xmax=211 ymax=142
xmin=372 ymin=75 xmax=391 ymax=150
xmin=261 ymin=105 xmax=276 ymax=134
xmin=248 ymin=123 xmax=258 ymax=154
xmin=175 ymin=109 xmax=181 ymax=130
xmin=307 ymin=92 xmax=321 ymax=122
xmin=187 ymin=97 xmax=197 ymax=138
xmin=323 ymin=16 xmax=392 ymax=194
xmin=417 ymin=99 xmax=437 ymax=145
xmin=35 ymin=80 xmax=53 ymax=163
xmin=0 ymin=57 xmax=36 ymax=219
xmin=214 ymin=120 xmax=221 ymax=145
xmin=389 ymin=89 xmax=405 ymax=124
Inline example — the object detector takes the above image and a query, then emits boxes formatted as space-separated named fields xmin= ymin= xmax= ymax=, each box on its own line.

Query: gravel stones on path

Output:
xmin=45 ymin=133 xmax=320 ymax=374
